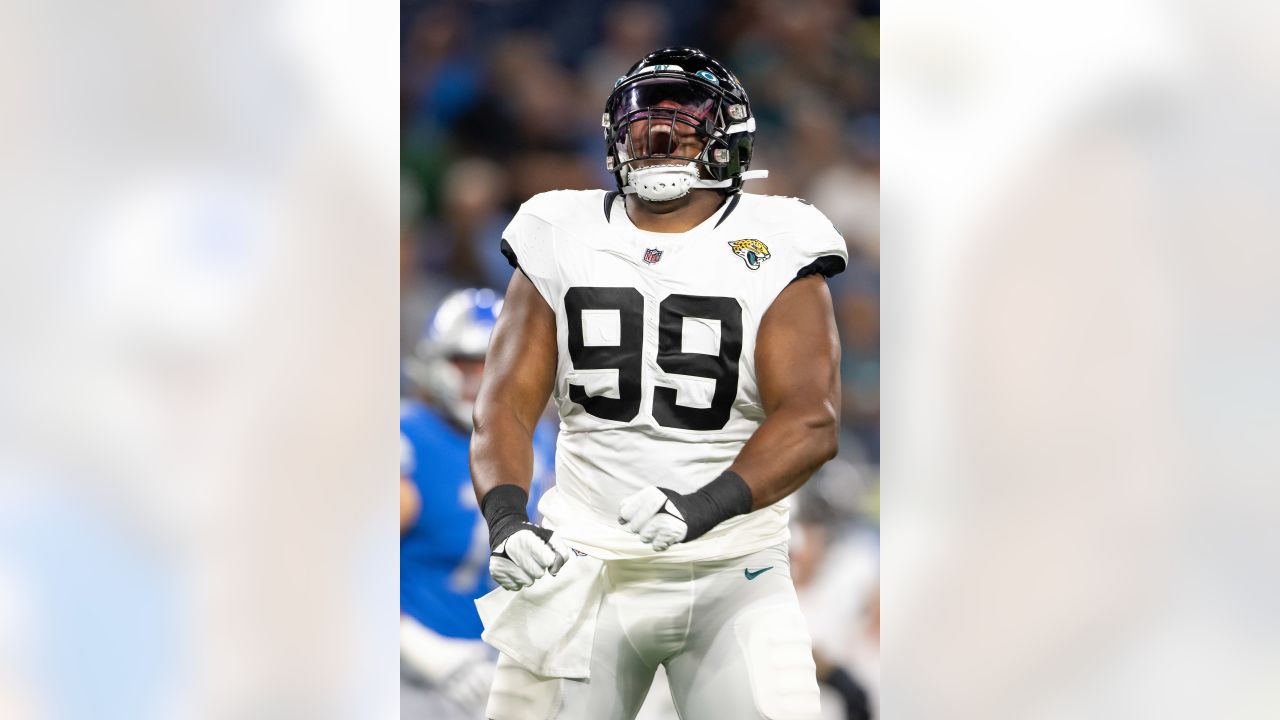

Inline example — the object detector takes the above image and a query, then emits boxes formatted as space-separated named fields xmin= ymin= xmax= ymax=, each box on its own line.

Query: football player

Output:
xmin=472 ymin=48 xmax=848 ymax=720
xmin=400 ymin=288 xmax=554 ymax=719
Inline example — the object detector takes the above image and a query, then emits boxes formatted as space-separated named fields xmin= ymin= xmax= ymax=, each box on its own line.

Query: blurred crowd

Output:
xmin=401 ymin=1 xmax=879 ymax=714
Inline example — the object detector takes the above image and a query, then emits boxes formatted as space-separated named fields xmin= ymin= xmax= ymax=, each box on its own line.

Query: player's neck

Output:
xmin=624 ymin=190 xmax=726 ymax=233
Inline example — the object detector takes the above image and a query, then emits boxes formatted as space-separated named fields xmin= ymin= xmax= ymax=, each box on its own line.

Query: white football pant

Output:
xmin=486 ymin=543 xmax=821 ymax=720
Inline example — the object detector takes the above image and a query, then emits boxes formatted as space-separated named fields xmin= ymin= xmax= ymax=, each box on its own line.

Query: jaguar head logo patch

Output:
xmin=728 ymin=239 xmax=771 ymax=270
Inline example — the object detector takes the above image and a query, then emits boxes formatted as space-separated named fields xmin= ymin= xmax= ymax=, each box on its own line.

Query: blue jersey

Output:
xmin=399 ymin=400 xmax=554 ymax=638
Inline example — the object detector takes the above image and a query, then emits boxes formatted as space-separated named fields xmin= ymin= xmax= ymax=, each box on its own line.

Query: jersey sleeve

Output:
xmin=788 ymin=200 xmax=849 ymax=282
xmin=499 ymin=194 xmax=562 ymax=309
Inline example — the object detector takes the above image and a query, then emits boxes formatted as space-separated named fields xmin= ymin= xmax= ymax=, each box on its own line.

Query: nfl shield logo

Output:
xmin=643 ymin=248 xmax=663 ymax=264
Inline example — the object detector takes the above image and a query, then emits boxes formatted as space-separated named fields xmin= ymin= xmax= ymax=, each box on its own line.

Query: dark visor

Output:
xmin=609 ymin=78 xmax=719 ymax=127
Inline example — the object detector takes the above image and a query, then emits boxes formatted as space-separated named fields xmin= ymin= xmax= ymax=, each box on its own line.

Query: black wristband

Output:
xmin=480 ymin=484 xmax=531 ymax=550
xmin=660 ymin=470 xmax=754 ymax=542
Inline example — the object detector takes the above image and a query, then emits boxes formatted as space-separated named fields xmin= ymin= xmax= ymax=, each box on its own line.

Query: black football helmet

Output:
xmin=603 ymin=47 xmax=767 ymax=197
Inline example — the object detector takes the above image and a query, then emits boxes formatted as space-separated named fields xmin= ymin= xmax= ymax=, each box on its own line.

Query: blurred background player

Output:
xmin=789 ymin=456 xmax=879 ymax=720
xmin=400 ymin=288 xmax=556 ymax=719
xmin=401 ymin=1 xmax=879 ymax=716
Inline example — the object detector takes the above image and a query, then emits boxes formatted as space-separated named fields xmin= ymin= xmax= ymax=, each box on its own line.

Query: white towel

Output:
xmin=475 ymin=552 xmax=606 ymax=679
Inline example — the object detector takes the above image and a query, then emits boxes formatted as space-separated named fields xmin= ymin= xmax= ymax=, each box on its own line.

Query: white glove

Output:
xmin=441 ymin=657 xmax=494 ymax=711
xmin=618 ymin=486 xmax=688 ymax=552
xmin=490 ymin=525 xmax=571 ymax=591
xmin=400 ymin=615 xmax=494 ymax=710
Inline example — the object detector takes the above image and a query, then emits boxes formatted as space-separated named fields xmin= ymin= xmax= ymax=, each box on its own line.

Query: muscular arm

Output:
xmin=730 ymin=274 xmax=842 ymax=509
xmin=469 ymin=270 xmax=558 ymax=504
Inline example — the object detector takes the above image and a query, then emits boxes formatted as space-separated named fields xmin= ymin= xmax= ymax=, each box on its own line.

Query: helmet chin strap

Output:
xmin=622 ymin=164 xmax=770 ymax=201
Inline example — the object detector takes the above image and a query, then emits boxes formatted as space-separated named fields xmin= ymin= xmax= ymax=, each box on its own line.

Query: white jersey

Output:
xmin=501 ymin=189 xmax=847 ymax=562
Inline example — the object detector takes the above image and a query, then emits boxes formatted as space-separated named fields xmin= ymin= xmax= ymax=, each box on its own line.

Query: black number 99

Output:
xmin=564 ymin=287 xmax=742 ymax=431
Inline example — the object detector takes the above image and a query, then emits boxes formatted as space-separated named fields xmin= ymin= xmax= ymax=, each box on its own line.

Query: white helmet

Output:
xmin=405 ymin=288 xmax=503 ymax=429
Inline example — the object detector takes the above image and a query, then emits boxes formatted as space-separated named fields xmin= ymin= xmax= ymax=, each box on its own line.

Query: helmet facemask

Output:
xmin=606 ymin=77 xmax=742 ymax=201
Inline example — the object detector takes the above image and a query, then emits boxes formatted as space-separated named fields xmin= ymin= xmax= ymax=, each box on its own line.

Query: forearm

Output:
xmin=469 ymin=403 xmax=537 ymax=502
xmin=470 ymin=405 xmax=543 ymax=549
xmin=622 ymin=401 xmax=839 ymax=548
xmin=729 ymin=401 xmax=840 ymax=510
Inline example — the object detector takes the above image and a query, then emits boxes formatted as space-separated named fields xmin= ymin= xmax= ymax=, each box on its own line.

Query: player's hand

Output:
xmin=619 ymin=474 xmax=754 ymax=552
xmin=490 ymin=522 xmax=571 ymax=591
xmin=617 ymin=486 xmax=689 ymax=552
xmin=442 ymin=656 xmax=495 ymax=711
xmin=401 ymin=615 xmax=494 ymax=710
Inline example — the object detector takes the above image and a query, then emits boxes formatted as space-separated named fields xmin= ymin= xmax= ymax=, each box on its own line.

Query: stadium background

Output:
xmin=400 ymin=0 xmax=880 ymax=715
